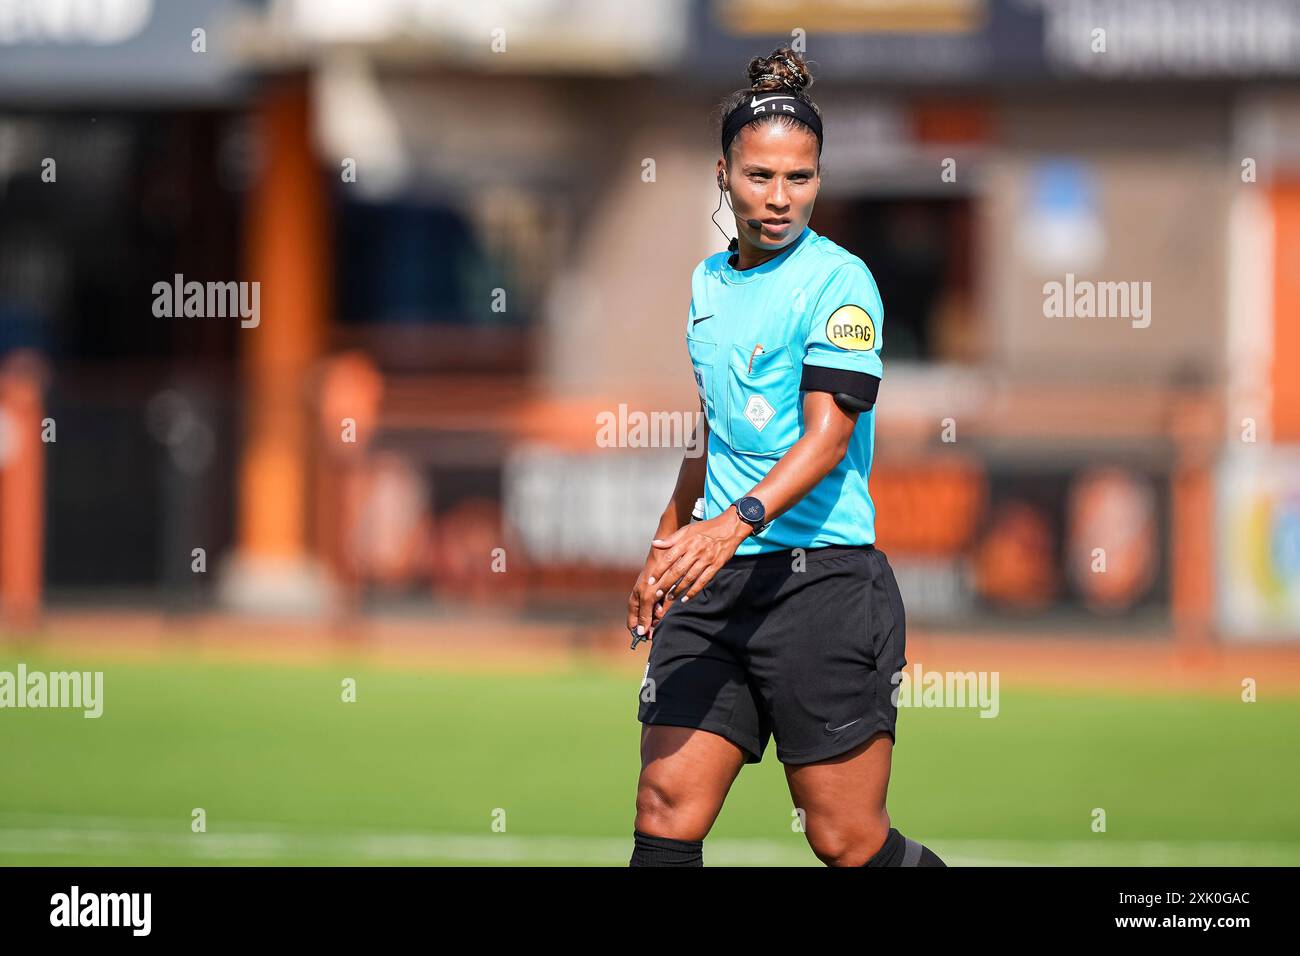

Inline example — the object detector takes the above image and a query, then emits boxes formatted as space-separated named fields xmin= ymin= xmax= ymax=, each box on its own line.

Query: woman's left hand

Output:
xmin=646 ymin=509 xmax=752 ymax=605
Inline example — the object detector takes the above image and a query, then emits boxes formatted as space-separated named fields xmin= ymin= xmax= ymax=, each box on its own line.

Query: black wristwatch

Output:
xmin=730 ymin=496 xmax=769 ymax=537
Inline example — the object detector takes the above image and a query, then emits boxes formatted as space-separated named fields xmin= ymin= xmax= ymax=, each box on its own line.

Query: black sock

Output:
xmin=863 ymin=827 xmax=947 ymax=867
xmin=629 ymin=829 xmax=704 ymax=867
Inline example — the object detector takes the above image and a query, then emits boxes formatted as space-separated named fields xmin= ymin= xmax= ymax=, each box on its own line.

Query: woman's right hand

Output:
xmin=627 ymin=544 xmax=672 ymax=640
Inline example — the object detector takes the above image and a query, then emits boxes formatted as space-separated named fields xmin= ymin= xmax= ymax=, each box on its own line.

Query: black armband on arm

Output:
xmin=799 ymin=364 xmax=880 ymax=412
xmin=832 ymin=392 xmax=873 ymax=413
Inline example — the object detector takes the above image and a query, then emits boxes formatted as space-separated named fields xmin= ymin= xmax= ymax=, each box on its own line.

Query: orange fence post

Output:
xmin=1271 ymin=181 xmax=1300 ymax=442
xmin=1169 ymin=392 xmax=1220 ymax=651
xmin=0 ymin=351 xmax=47 ymax=633
xmin=315 ymin=351 xmax=383 ymax=627
xmin=221 ymin=76 xmax=331 ymax=611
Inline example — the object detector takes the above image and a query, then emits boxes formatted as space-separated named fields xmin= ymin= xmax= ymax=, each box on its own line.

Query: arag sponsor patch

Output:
xmin=825 ymin=304 xmax=876 ymax=351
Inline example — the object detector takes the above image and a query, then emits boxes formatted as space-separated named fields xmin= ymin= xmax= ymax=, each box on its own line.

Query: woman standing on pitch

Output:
xmin=625 ymin=47 xmax=945 ymax=868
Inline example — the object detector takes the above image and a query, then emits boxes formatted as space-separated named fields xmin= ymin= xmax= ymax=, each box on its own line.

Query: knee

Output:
xmin=635 ymin=775 xmax=709 ymax=841
xmin=805 ymin=817 xmax=891 ymax=867
xmin=807 ymin=830 xmax=866 ymax=867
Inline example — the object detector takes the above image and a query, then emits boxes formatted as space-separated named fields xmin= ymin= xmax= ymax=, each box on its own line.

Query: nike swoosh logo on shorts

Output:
xmin=750 ymin=94 xmax=795 ymax=108
xmin=692 ymin=314 xmax=713 ymax=326
xmin=824 ymin=717 xmax=862 ymax=734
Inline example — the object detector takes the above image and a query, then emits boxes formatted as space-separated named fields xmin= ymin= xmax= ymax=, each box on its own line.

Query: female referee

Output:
xmin=625 ymin=47 xmax=945 ymax=868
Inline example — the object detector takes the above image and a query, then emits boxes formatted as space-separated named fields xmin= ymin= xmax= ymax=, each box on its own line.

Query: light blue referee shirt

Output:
xmin=686 ymin=225 xmax=886 ymax=556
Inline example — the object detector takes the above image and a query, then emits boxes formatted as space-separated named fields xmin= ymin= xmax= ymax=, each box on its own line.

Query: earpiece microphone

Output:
xmin=712 ymin=176 xmax=767 ymax=246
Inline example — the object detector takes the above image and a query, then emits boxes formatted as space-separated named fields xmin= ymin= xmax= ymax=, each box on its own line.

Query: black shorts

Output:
xmin=636 ymin=544 xmax=907 ymax=765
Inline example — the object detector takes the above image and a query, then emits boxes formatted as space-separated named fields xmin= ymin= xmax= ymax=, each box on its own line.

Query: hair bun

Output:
xmin=746 ymin=47 xmax=812 ymax=95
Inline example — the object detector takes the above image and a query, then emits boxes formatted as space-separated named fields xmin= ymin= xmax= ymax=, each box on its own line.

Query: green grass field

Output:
xmin=2 ymin=651 xmax=1298 ymax=866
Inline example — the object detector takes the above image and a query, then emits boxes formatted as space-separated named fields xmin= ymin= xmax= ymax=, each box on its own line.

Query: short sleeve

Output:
xmin=799 ymin=262 xmax=884 ymax=407
xmin=685 ymin=259 xmax=707 ymax=336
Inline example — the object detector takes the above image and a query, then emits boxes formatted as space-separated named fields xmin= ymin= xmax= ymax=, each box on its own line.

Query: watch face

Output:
xmin=737 ymin=497 xmax=765 ymax=523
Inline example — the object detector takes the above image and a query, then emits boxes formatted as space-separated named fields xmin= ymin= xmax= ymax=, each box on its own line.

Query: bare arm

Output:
xmin=730 ymin=390 xmax=854 ymax=531
xmin=654 ymin=415 xmax=709 ymax=537
xmin=627 ymin=414 xmax=709 ymax=636
xmin=632 ymin=391 xmax=858 ymax=631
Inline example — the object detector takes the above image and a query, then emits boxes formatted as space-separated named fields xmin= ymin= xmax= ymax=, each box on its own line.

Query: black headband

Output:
xmin=721 ymin=91 xmax=823 ymax=156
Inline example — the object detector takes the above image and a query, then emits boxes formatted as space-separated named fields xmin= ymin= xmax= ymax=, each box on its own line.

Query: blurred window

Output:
xmin=334 ymin=196 xmax=521 ymax=328
xmin=814 ymin=197 xmax=976 ymax=363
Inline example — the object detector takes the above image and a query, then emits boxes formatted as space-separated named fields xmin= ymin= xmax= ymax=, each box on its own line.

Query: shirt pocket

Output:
xmin=725 ymin=343 xmax=800 ymax=457
xmin=686 ymin=330 xmax=718 ymax=432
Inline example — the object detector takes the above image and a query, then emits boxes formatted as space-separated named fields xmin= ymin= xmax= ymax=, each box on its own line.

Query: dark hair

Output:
xmin=715 ymin=46 xmax=822 ymax=163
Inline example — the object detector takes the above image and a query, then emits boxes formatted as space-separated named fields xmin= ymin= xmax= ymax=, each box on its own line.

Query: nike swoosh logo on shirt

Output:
xmin=751 ymin=94 xmax=795 ymax=108
xmin=824 ymin=717 xmax=862 ymax=734
xmin=692 ymin=314 xmax=714 ymax=326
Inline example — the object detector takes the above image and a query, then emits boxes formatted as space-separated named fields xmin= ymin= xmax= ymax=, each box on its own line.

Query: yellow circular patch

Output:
xmin=825 ymin=305 xmax=876 ymax=351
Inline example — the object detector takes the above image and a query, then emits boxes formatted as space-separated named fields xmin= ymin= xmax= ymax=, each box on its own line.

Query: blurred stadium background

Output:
xmin=1 ymin=0 xmax=1298 ymax=865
